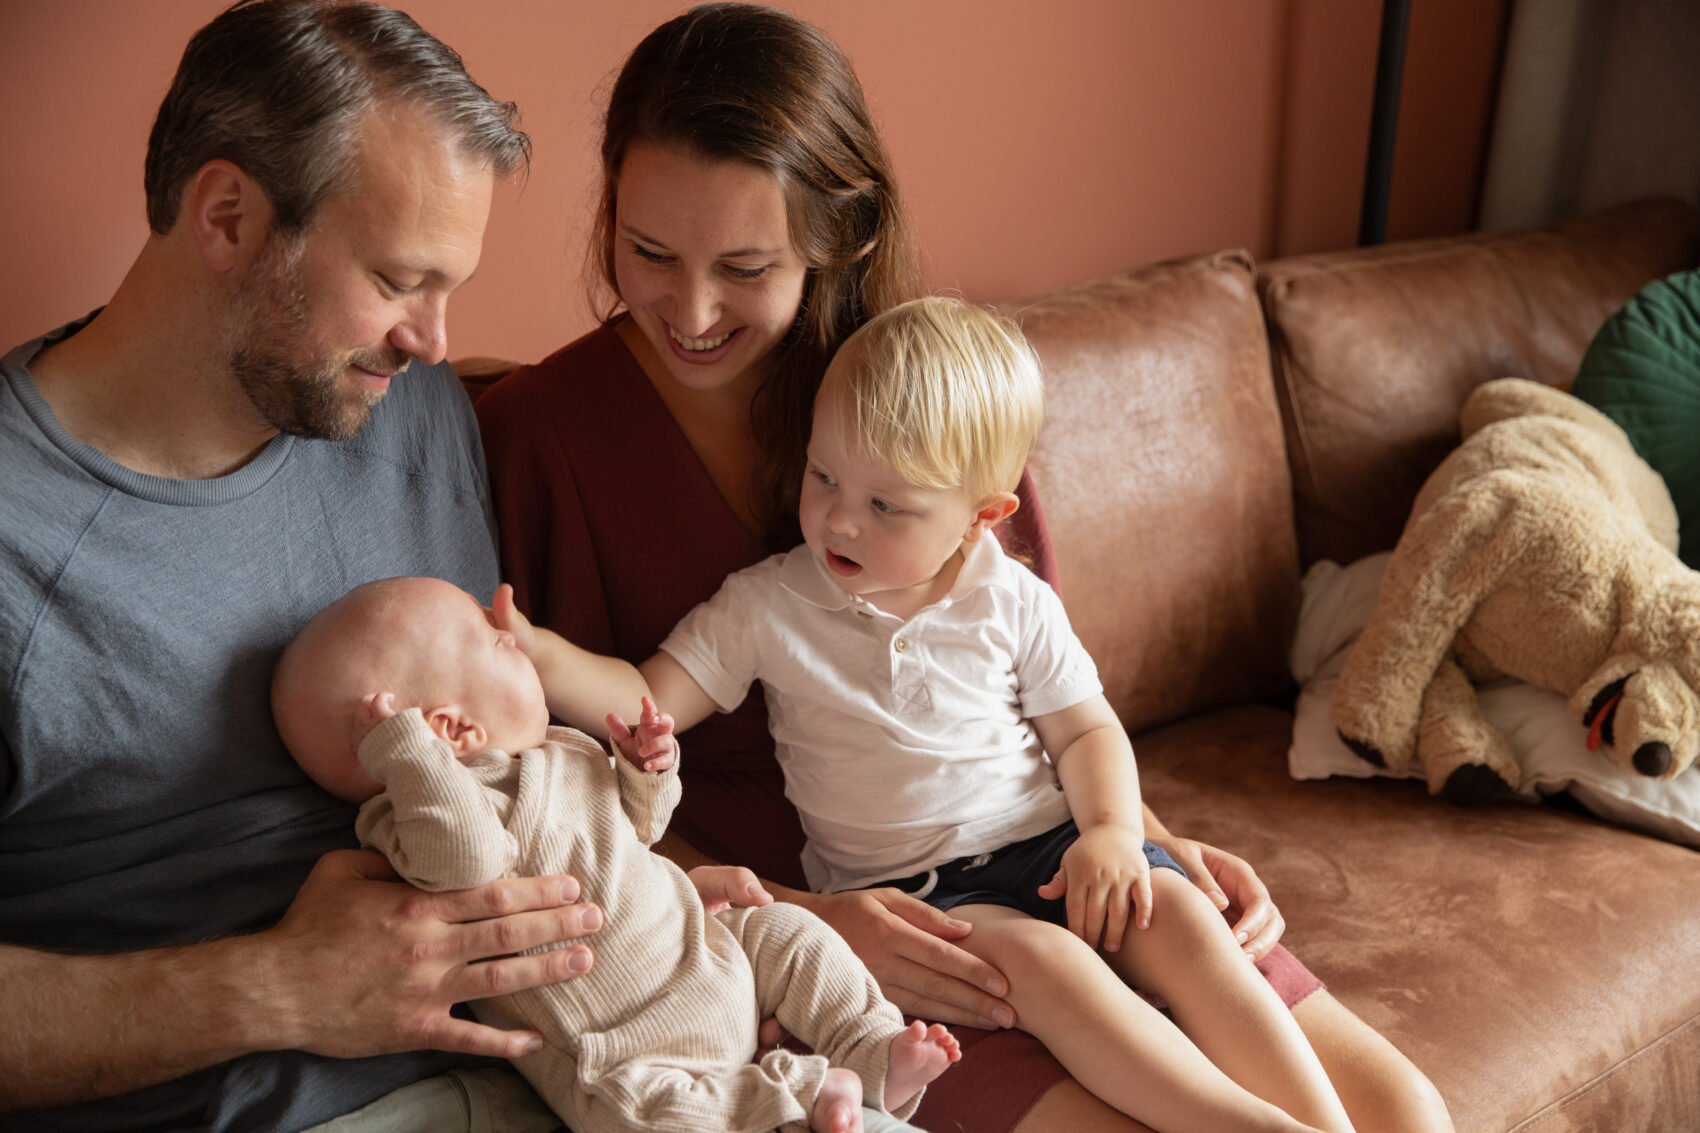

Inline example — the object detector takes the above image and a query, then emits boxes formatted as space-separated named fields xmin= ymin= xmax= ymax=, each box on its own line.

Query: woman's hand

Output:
xmin=792 ymin=887 xmax=1016 ymax=1030
xmin=688 ymin=865 xmax=772 ymax=915
xmin=1149 ymin=833 xmax=1285 ymax=960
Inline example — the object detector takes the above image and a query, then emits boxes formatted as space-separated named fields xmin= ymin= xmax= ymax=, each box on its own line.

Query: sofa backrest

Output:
xmin=1260 ymin=197 xmax=1700 ymax=569
xmin=1013 ymin=251 xmax=1300 ymax=735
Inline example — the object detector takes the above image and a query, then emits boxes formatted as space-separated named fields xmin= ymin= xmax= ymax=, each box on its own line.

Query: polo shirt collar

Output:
xmin=777 ymin=535 xmax=1019 ymax=614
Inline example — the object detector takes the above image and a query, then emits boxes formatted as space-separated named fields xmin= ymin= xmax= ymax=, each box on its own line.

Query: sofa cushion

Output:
xmin=1137 ymin=703 xmax=1700 ymax=1132
xmin=1261 ymin=197 xmax=1700 ymax=569
xmin=1012 ymin=251 xmax=1299 ymax=735
xmin=1571 ymin=266 xmax=1700 ymax=570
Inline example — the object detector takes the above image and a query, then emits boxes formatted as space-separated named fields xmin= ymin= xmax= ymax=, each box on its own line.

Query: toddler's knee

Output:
xmin=1151 ymin=870 xmax=1236 ymax=935
xmin=993 ymin=916 xmax=1097 ymax=981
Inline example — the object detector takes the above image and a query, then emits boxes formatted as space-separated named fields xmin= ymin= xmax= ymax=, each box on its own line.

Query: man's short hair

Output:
xmin=144 ymin=0 xmax=529 ymax=236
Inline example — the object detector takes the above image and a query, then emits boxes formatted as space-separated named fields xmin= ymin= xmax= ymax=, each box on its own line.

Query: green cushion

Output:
xmin=1572 ymin=268 xmax=1700 ymax=569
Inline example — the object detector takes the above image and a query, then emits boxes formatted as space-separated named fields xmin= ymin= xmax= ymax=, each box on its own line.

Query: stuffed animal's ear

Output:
xmin=1613 ymin=662 xmax=1700 ymax=779
xmin=1574 ymin=657 xmax=1700 ymax=779
xmin=1572 ymin=655 xmax=1642 ymax=734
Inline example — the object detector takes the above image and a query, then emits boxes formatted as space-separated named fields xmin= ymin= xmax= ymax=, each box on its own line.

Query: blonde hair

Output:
xmin=818 ymin=296 xmax=1043 ymax=502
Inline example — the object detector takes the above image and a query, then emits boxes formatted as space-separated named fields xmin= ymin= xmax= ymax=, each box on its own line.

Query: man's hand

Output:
xmin=1036 ymin=823 xmax=1150 ymax=952
xmin=791 ymin=886 xmax=1016 ymax=1031
xmin=262 ymin=849 xmax=602 ymax=1059
xmin=606 ymin=695 xmax=676 ymax=772
xmin=688 ymin=865 xmax=773 ymax=915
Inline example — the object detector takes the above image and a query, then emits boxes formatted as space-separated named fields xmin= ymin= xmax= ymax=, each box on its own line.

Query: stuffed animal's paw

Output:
xmin=1440 ymin=763 xmax=1518 ymax=806
xmin=1338 ymin=731 xmax=1388 ymax=769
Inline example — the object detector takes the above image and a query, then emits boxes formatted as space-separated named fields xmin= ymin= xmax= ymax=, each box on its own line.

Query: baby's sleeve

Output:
xmin=356 ymin=709 xmax=520 ymax=891
xmin=607 ymin=734 xmax=684 ymax=846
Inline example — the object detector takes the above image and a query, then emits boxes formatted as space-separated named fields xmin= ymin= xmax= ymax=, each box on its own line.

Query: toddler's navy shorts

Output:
xmin=864 ymin=819 xmax=1186 ymax=926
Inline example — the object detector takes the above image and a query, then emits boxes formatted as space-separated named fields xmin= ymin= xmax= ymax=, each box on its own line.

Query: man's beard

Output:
xmin=225 ymin=235 xmax=410 ymax=442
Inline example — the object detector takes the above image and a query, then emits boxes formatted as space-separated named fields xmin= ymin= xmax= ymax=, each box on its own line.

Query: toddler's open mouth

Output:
xmin=826 ymin=550 xmax=862 ymax=577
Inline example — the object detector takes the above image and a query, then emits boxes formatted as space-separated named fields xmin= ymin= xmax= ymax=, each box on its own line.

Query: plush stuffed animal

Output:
xmin=1331 ymin=377 xmax=1700 ymax=804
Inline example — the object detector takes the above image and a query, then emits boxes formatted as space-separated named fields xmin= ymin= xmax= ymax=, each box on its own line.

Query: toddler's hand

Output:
xmin=352 ymin=691 xmax=398 ymax=753
xmin=607 ymin=696 xmax=677 ymax=772
xmin=687 ymin=865 xmax=773 ymax=914
xmin=487 ymin=583 xmax=537 ymax=657
xmin=1036 ymin=824 xmax=1151 ymax=953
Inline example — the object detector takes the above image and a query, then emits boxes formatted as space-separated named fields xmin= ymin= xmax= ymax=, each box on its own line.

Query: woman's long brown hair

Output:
xmin=591 ymin=2 xmax=923 ymax=550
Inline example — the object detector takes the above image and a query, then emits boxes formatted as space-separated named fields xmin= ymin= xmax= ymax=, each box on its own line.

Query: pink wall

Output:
xmin=0 ymin=1 xmax=1504 ymax=366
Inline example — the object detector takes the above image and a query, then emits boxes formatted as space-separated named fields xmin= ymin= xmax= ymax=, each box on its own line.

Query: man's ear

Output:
xmin=182 ymin=159 xmax=273 ymax=275
xmin=963 ymin=492 xmax=1020 ymax=542
xmin=426 ymin=705 xmax=488 ymax=755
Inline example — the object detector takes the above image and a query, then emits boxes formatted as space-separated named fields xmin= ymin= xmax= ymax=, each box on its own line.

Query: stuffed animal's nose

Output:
xmin=1632 ymin=742 xmax=1672 ymax=776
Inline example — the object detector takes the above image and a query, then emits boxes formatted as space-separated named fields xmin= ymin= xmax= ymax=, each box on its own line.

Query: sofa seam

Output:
xmin=1504 ymin=1009 xmax=1700 ymax=1132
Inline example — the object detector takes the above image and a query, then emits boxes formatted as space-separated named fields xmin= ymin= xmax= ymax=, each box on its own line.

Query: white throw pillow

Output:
xmin=1289 ymin=553 xmax=1700 ymax=847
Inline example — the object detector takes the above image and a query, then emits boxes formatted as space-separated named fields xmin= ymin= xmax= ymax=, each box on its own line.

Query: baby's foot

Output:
xmin=810 ymin=1067 xmax=864 ymax=1133
xmin=883 ymin=1020 xmax=961 ymax=1112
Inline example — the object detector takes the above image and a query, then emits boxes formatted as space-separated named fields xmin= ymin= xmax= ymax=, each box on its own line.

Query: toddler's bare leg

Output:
xmin=811 ymin=1067 xmax=865 ymax=1133
xmin=1105 ymin=871 xmax=1354 ymax=1133
xmin=952 ymin=904 xmax=1325 ymax=1133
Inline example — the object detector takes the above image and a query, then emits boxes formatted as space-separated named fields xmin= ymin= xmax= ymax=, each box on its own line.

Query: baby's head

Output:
xmin=272 ymin=576 xmax=549 ymax=802
xmin=803 ymin=296 xmax=1044 ymax=605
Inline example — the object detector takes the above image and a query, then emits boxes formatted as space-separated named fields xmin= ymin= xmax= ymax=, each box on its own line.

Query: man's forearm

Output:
xmin=0 ymin=938 xmax=271 ymax=1109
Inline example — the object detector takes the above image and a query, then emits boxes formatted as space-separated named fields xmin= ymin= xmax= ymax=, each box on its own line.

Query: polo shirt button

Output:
xmin=894 ymin=637 xmax=908 ymax=653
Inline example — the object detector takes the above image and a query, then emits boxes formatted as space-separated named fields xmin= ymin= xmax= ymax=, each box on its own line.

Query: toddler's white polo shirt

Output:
xmin=660 ymin=536 xmax=1101 ymax=893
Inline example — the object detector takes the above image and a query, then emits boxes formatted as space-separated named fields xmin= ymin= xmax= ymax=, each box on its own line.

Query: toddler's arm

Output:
xmin=489 ymin=584 xmax=650 ymax=734
xmin=356 ymin=697 xmax=519 ymax=891
xmin=1032 ymin=694 xmax=1150 ymax=952
xmin=491 ymin=584 xmax=718 ymax=737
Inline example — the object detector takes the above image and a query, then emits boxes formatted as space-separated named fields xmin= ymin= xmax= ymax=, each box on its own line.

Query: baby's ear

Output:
xmin=426 ymin=706 xmax=488 ymax=755
xmin=964 ymin=492 xmax=1020 ymax=541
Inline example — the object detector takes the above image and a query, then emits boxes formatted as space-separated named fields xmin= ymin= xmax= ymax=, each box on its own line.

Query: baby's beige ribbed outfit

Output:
xmin=355 ymin=709 xmax=915 ymax=1133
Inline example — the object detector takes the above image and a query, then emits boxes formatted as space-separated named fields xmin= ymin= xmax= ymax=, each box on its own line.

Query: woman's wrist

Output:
xmin=764 ymin=880 xmax=821 ymax=911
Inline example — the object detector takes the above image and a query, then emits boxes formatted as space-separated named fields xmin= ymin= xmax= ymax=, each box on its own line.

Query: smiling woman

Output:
xmin=613 ymin=144 xmax=807 ymax=385
xmin=473 ymin=7 xmax=1455 ymax=1133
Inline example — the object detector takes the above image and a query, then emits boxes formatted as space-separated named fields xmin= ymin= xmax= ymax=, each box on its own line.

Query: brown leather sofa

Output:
xmin=1018 ymin=197 xmax=1700 ymax=1132
xmin=461 ymin=197 xmax=1700 ymax=1131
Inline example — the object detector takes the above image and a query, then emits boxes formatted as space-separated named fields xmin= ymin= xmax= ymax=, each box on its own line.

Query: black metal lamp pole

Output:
xmin=1360 ymin=0 xmax=1412 ymax=246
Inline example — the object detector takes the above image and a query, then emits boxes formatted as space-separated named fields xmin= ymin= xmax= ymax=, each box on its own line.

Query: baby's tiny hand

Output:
xmin=607 ymin=696 xmax=677 ymax=772
xmin=352 ymin=691 xmax=398 ymax=751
